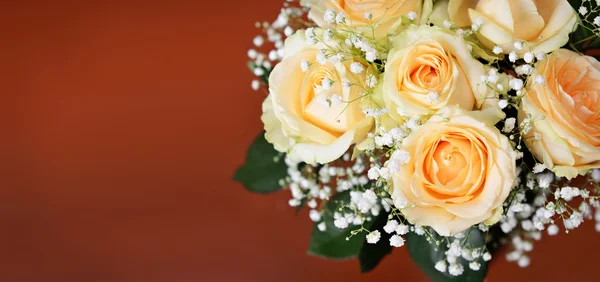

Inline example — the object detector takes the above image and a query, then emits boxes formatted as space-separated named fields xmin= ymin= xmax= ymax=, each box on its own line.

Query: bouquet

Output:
xmin=235 ymin=0 xmax=600 ymax=280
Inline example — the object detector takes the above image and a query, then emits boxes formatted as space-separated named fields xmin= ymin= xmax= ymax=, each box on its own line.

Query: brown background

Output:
xmin=1 ymin=0 xmax=599 ymax=281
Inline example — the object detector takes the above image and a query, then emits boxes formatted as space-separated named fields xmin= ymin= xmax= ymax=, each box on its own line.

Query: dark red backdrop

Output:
xmin=0 ymin=0 xmax=598 ymax=281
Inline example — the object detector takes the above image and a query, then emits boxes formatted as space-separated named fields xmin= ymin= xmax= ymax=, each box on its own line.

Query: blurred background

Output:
xmin=1 ymin=0 xmax=599 ymax=281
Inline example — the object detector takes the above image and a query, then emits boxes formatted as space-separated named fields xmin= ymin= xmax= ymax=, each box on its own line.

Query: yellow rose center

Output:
xmin=421 ymin=130 xmax=487 ymax=197
xmin=399 ymin=42 xmax=450 ymax=96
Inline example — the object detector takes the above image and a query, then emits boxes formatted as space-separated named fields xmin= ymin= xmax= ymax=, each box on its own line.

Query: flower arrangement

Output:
xmin=235 ymin=0 xmax=600 ymax=280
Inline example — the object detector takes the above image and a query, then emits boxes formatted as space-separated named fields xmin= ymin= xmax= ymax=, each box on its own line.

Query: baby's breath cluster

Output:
xmin=247 ymin=1 xmax=309 ymax=91
xmin=241 ymin=0 xmax=600 ymax=279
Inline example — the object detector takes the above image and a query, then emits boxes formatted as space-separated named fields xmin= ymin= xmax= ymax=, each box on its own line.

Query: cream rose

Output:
xmin=429 ymin=0 xmax=577 ymax=54
xmin=390 ymin=106 xmax=516 ymax=236
xmin=519 ymin=49 xmax=600 ymax=179
xmin=301 ymin=0 xmax=431 ymax=43
xmin=379 ymin=25 xmax=501 ymax=122
xmin=262 ymin=29 xmax=373 ymax=164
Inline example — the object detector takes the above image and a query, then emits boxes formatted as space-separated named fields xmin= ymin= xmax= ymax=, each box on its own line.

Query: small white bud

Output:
xmin=524 ymin=52 xmax=534 ymax=63
xmin=514 ymin=41 xmax=523 ymax=50
xmin=498 ymin=99 xmax=508 ymax=109
xmin=509 ymin=51 xmax=518 ymax=63
xmin=251 ymin=80 xmax=260 ymax=91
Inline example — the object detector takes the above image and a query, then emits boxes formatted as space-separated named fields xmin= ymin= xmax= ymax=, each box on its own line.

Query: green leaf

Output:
xmin=308 ymin=191 xmax=375 ymax=259
xmin=358 ymin=212 xmax=393 ymax=273
xmin=233 ymin=132 xmax=287 ymax=194
xmin=568 ymin=0 xmax=600 ymax=53
xmin=406 ymin=228 xmax=488 ymax=282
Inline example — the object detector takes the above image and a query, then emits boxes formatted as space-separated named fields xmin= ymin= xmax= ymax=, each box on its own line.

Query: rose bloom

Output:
xmin=519 ymin=49 xmax=600 ymax=179
xmin=390 ymin=106 xmax=516 ymax=236
xmin=429 ymin=0 xmax=577 ymax=54
xmin=262 ymin=29 xmax=373 ymax=164
xmin=379 ymin=25 xmax=500 ymax=122
xmin=301 ymin=0 xmax=430 ymax=43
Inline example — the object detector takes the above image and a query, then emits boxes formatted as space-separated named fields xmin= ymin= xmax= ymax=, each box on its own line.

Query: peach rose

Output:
xmin=262 ymin=29 xmax=373 ymax=164
xmin=390 ymin=106 xmax=516 ymax=236
xmin=379 ymin=25 xmax=501 ymax=121
xmin=519 ymin=49 xmax=600 ymax=179
xmin=300 ymin=0 xmax=431 ymax=43
xmin=429 ymin=0 xmax=577 ymax=54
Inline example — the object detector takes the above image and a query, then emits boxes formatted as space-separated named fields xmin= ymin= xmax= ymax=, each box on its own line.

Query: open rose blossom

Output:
xmin=238 ymin=0 xmax=600 ymax=276
xmin=519 ymin=49 xmax=600 ymax=179
xmin=262 ymin=29 xmax=373 ymax=164
xmin=300 ymin=0 xmax=430 ymax=43
xmin=429 ymin=0 xmax=577 ymax=54
xmin=379 ymin=25 xmax=501 ymax=121
xmin=390 ymin=106 xmax=516 ymax=236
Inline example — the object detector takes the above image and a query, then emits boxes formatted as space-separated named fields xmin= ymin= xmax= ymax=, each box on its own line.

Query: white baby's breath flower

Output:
xmin=253 ymin=35 xmax=264 ymax=47
xmin=469 ymin=261 xmax=481 ymax=271
xmin=482 ymin=252 xmax=492 ymax=261
xmin=350 ymin=62 xmax=365 ymax=74
xmin=288 ymin=199 xmax=301 ymax=207
xmin=509 ymin=51 xmax=518 ymax=62
xmin=366 ymin=230 xmax=381 ymax=244
xmin=324 ymin=28 xmax=334 ymax=41
xmin=364 ymin=12 xmax=373 ymax=21
xmin=322 ymin=77 xmax=332 ymax=90
xmin=533 ymin=163 xmax=546 ymax=174
xmin=283 ymin=26 xmax=294 ymax=37
xmin=309 ymin=210 xmax=321 ymax=222
xmin=307 ymin=199 xmax=317 ymax=209
xmin=389 ymin=235 xmax=405 ymax=247
xmin=517 ymin=256 xmax=530 ymax=268
xmin=435 ymin=261 xmax=447 ymax=273
xmin=330 ymin=94 xmax=342 ymax=106
xmin=366 ymin=74 xmax=377 ymax=88
xmin=315 ymin=96 xmax=329 ymax=107
xmin=547 ymin=224 xmax=559 ymax=236
xmin=579 ymin=6 xmax=588 ymax=16
xmin=443 ymin=20 xmax=453 ymax=29
xmin=300 ymin=60 xmax=309 ymax=72
xmin=395 ymin=224 xmax=409 ymax=235
xmin=592 ymin=169 xmax=600 ymax=182
xmin=324 ymin=9 xmax=336 ymax=24
xmin=503 ymin=117 xmax=516 ymax=133
xmin=366 ymin=49 xmax=377 ymax=62
xmin=383 ymin=220 xmax=399 ymax=234
xmin=394 ymin=196 xmax=409 ymax=209
xmin=335 ymin=12 xmax=346 ymax=24
xmin=251 ymin=80 xmax=260 ymax=91
xmin=334 ymin=217 xmax=349 ymax=229
xmin=509 ymin=78 xmax=524 ymax=91
xmin=523 ymin=52 xmax=534 ymax=63
xmin=498 ymin=99 xmax=508 ymax=109
xmin=493 ymin=46 xmax=503 ymax=54
xmin=535 ymin=75 xmax=545 ymax=85
xmin=514 ymin=41 xmax=523 ymax=50
xmin=407 ymin=11 xmax=417 ymax=21
xmin=448 ymin=264 xmax=464 ymax=276
xmin=414 ymin=225 xmax=425 ymax=235
xmin=391 ymin=150 xmax=410 ymax=165
xmin=367 ymin=167 xmax=379 ymax=180
xmin=427 ymin=91 xmax=439 ymax=103
xmin=560 ymin=186 xmax=576 ymax=201
xmin=316 ymin=50 xmax=328 ymax=65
